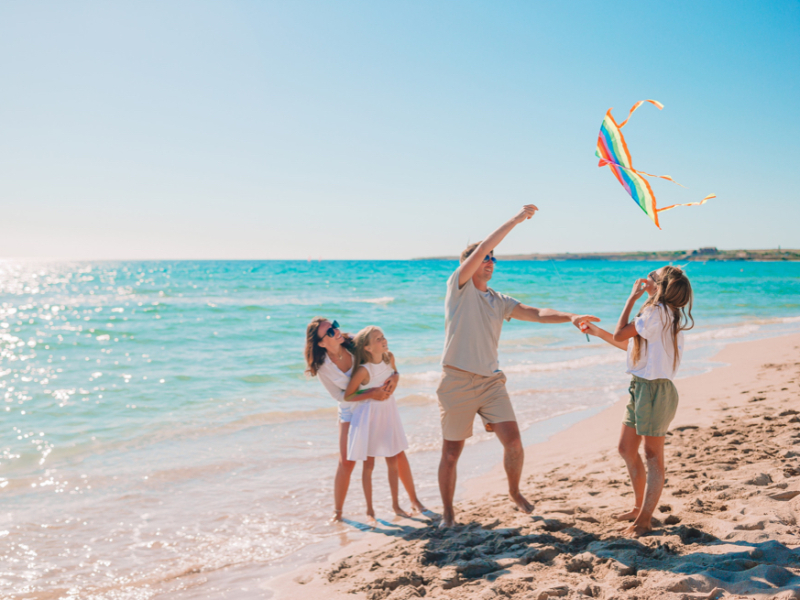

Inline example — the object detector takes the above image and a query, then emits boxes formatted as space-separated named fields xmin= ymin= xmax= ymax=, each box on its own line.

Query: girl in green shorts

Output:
xmin=580 ymin=266 xmax=694 ymax=537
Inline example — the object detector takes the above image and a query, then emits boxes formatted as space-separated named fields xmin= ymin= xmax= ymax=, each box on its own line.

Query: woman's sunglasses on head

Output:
xmin=318 ymin=320 xmax=340 ymax=340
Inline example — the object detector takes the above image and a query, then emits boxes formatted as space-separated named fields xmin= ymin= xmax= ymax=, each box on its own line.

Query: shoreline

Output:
xmin=263 ymin=332 xmax=800 ymax=600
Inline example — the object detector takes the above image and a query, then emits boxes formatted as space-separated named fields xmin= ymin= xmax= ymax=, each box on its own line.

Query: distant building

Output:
xmin=691 ymin=247 xmax=718 ymax=256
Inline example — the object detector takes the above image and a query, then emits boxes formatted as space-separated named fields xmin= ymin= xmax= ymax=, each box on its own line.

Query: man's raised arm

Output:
xmin=458 ymin=205 xmax=539 ymax=288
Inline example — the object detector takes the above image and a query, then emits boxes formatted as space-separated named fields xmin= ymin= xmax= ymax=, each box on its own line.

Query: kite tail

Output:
xmin=597 ymin=159 xmax=686 ymax=188
xmin=657 ymin=194 xmax=716 ymax=213
xmin=617 ymin=99 xmax=664 ymax=128
xmin=635 ymin=169 xmax=687 ymax=188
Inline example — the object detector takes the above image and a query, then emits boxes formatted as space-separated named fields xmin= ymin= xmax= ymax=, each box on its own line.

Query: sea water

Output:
xmin=2 ymin=259 xmax=799 ymax=598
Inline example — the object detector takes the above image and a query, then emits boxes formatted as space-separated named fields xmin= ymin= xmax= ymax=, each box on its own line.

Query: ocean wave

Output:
xmin=401 ymin=370 xmax=442 ymax=383
xmin=504 ymin=351 xmax=626 ymax=374
xmin=353 ymin=296 xmax=395 ymax=305
xmin=395 ymin=392 xmax=437 ymax=406
xmin=214 ymin=406 xmax=340 ymax=431
xmin=686 ymin=324 xmax=761 ymax=341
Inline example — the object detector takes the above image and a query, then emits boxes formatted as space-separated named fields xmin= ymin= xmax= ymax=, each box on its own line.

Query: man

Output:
xmin=437 ymin=205 xmax=599 ymax=527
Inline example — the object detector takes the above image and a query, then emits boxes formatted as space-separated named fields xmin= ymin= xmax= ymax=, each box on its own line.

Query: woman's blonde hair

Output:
xmin=631 ymin=265 xmax=694 ymax=370
xmin=352 ymin=326 xmax=391 ymax=368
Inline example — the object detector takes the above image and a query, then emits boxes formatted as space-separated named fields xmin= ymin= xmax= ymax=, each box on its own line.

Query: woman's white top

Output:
xmin=347 ymin=360 xmax=408 ymax=461
xmin=626 ymin=303 xmax=684 ymax=381
xmin=316 ymin=352 xmax=355 ymax=423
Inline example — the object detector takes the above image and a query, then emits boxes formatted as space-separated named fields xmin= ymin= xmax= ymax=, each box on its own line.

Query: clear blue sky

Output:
xmin=2 ymin=1 xmax=798 ymax=259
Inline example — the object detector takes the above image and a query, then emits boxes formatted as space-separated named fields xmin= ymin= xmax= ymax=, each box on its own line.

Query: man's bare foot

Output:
xmin=622 ymin=521 xmax=652 ymax=537
xmin=393 ymin=505 xmax=411 ymax=518
xmin=613 ymin=508 xmax=641 ymax=522
xmin=510 ymin=491 xmax=534 ymax=514
xmin=330 ymin=510 xmax=344 ymax=523
xmin=438 ymin=511 xmax=456 ymax=528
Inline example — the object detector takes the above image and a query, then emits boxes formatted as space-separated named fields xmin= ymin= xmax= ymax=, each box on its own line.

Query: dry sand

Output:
xmin=268 ymin=333 xmax=800 ymax=600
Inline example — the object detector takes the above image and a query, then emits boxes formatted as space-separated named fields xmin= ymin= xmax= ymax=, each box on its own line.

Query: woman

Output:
xmin=305 ymin=317 xmax=426 ymax=522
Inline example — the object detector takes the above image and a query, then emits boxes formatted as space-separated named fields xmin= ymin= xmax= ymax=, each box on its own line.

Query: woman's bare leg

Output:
xmin=396 ymin=451 xmax=426 ymax=513
xmin=386 ymin=455 xmax=410 ymax=517
xmin=624 ymin=435 xmax=666 ymax=537
xmin=332 ymin=422 xmax=357 ymax=521
xmin=362 ymin=457 xmax=377 ymax=525
xmin=615 ymin=424 xmax=645 ymax=522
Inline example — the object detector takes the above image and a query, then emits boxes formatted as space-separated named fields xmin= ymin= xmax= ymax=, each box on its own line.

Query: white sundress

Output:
xmin=347 ymin=360 xmax=409 ymax=461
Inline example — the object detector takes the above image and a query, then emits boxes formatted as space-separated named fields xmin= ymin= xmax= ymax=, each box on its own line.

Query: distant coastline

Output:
xmin=416 ymin=247 xmax=800 ymax=262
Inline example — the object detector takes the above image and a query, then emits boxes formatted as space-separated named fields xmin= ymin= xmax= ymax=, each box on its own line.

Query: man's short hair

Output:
xmin=460 ymin=242 xmax=491 ymax=264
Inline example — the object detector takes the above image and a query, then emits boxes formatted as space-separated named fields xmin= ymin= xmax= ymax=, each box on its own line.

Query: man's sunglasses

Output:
xmin=318 ymin=320 xmax=340 ymax=340
xmin=483 ymin=255 xmax=497 ymax=264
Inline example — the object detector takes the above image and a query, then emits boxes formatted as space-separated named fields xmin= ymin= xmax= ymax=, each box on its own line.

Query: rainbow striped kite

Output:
xmin=596 ymin=99 xmax=714 ymax=229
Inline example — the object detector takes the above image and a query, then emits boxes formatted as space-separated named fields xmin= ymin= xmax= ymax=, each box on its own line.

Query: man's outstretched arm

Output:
xmin=510 ymin=304 xmax=600 ymax=329
xmin=458 ymin=205 xmax=538 ymax=288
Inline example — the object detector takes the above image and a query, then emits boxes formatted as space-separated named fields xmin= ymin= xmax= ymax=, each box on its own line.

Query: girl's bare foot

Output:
xmin=393 ymin=505 xmax=411 ymax=518
xmin=330 ymin=510 xmax=344 ymax=523
xmin=510 ymin=491 xmax=534 ymax=514
xmin=410 ymin=500 xmax=428 ymax=514
xmin=613 ymin=508 xmax=641 ymax=522
xmin=622 ymin=521 xmax=652 ymax=537
xmin=366 ymin=510 xmax=378 ymax=528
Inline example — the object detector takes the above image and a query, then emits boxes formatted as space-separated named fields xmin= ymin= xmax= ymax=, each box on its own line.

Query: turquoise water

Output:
xmin=2 ymin=259 xmax=800 ymax=598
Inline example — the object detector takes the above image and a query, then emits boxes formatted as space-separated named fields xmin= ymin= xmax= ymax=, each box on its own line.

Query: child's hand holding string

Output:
xmin=570 ymin=314 xmax=600 ymax=330
xmin=579 ymin=321 xmax=602 ymax=337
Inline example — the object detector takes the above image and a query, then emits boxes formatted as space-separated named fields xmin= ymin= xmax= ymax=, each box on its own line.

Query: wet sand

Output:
xmin=266 ymin=333 xmax=800 ymax=600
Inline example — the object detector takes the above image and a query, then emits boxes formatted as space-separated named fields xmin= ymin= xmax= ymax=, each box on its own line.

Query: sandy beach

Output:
xmin=267 ymin=332 xmax=800 ymax=600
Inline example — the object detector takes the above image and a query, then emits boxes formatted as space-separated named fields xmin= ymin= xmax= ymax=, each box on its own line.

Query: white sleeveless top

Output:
xmin=346 ymin=360 xmax=408 ymax=461
xmin=359 ymin=360 xmax=395 ymax=390
xmin=316 ymin=352 xmax=355 ymax=422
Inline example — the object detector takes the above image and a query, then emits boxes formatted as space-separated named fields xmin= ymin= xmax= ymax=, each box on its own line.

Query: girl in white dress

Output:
xmin=345 ymin=326 xmax=422 ymax=521
xmin=306 ymin=318 xmax=427 ymax=524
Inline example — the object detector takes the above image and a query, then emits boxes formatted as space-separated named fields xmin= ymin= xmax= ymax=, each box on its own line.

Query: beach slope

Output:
xmin=269 ymin=333 xmax=800 ymax=599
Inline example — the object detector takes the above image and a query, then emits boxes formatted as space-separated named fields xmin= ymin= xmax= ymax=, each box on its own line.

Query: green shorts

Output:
xmin=623 ymin=375 xmax=679 ymax=437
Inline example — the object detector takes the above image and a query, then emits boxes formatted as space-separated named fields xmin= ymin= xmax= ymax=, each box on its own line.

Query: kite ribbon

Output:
xmin=597 ymin=159 xmax=686 ymax=188
xmin=657 ymin=194 xmax=716 ymax=213
xmin=617 ymin=99 xmax=664 ymax=128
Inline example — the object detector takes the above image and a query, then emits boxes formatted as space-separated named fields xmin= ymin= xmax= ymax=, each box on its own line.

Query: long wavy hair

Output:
xmin=631 ymin=266 xmax=694 ymax=370
xmin=304 ymin=317 xmax=354 ymax=377
xmin=352 ymin=326 xmax=391 ymax=369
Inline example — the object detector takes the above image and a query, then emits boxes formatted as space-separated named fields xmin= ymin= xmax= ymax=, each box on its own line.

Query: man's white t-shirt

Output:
xmin=626 ymin=304 xmax=684 ymax=380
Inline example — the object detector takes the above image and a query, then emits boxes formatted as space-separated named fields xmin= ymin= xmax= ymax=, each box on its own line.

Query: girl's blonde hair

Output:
xmin=352 ymin=326 xmax=391 ymax=368
xmin=631 ymin=265 xmax=694 ymax=370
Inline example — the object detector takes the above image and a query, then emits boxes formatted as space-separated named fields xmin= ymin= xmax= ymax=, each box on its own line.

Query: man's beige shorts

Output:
xmin=436 ymin=367 xmax=516 ymax=441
